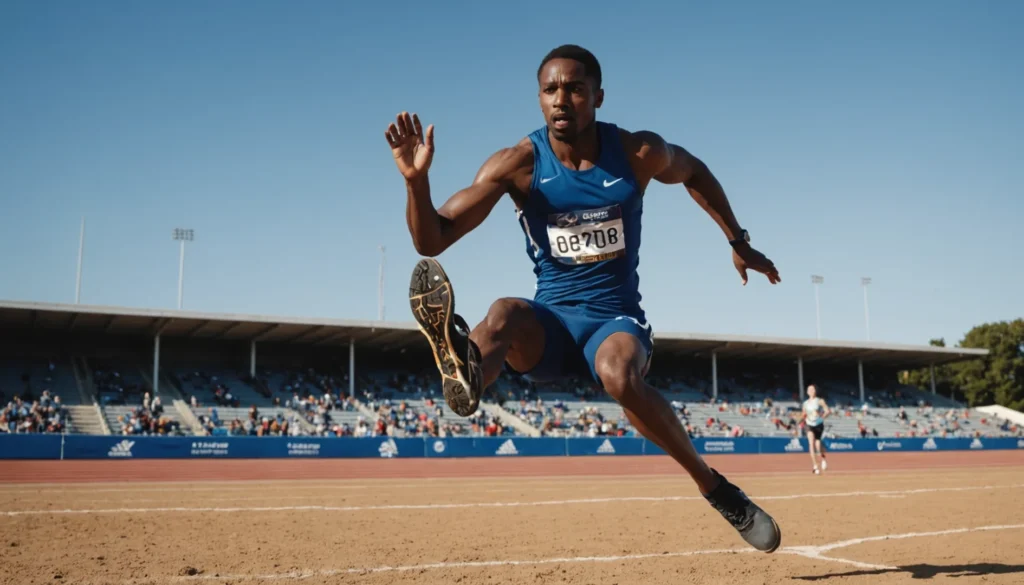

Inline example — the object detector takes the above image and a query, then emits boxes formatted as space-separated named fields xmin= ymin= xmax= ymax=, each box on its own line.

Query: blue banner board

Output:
xmin=0 ymin=434 xmax=63 ymax=459
xmin=564 ymin=437 xmax=646 ymax=457
xmin=1 ymin=434 xmax=1021 ymax=460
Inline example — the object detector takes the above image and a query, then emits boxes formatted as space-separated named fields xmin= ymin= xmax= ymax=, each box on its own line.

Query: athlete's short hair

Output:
xmin=537 ymin=44 xmax=602 ymax=89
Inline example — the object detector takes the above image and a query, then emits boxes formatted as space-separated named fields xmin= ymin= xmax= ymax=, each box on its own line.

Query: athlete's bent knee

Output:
xmin=480 ymin=298 xmax=532 ymax=340
xmin=596 ymin=354 xmax=641 ymax=404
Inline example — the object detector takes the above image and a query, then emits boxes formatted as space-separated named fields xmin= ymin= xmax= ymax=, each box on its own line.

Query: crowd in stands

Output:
xmin=113 ymin=392 xmax=183 ymax=436
xmin=1 ymin=360 xmax=69 ymax=434
xmin=350 ymin=369 xmax=512 ymax=438
xmin=495 ymin=368 xmax=1024 ymax=440
xmin=889 ymin=405 xmax=1021 ymax=438
xmin=3 ymin=355 xmax=1023 ymax=440
xmin=512 ymin=397 xmax=633 ymax=437
xmin=286 ymin=389 xmax=361 ymax=437
xmin=363 ymin=396 xmax=506 ymax=438
xmin=0 ymin=390 xmax=67 ymax=434
xmin=195 ymin=404 xmax=296 ymax=437
xmin=180 ymin=371 xmax=243 ymax=408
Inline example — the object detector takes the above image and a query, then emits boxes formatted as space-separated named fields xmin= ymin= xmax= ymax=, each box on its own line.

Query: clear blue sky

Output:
xmin=1 ymin=1 xmax=1020 ymax=347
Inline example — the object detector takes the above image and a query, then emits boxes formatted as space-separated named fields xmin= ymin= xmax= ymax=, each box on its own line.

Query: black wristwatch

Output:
xmin=729 ymin=229 xmax=750 ymax=248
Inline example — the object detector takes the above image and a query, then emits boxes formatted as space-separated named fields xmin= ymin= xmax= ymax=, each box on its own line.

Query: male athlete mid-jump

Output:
xmin=385 ymin=44 xmax=783 ymax=552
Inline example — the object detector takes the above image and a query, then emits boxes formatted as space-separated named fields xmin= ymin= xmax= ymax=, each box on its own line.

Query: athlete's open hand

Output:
xmin=733 ymin=245 xmax=781 ymax=286
xmin=385 ymin=112 xmax=434 ymax=180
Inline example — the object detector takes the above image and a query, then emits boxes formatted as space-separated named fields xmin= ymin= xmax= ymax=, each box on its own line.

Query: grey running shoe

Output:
xmin=703 ymin=468 xmax=782 ymax=553
xmin=408 ymin=258 xmax=483 ymax=417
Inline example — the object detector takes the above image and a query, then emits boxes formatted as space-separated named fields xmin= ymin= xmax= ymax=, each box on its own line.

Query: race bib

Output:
xmin=546 ymin=205 xmax=626 ymax=265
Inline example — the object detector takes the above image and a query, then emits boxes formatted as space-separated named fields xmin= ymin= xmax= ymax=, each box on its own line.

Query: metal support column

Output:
xmin=930 ymin=364 xmax=936 ymax=394
xmin=349 ymin=338 xmax=356 ymax=398
xmin=250 ymin=341 xmax=257 ymax=378
xmin=711 ymin=351 xmax=718 ymax=400
xmin=857 ymin=359 xmax=865 ymax=403
xmin=798 ymin=356 xmax=805 ymax=401
xmin=153 ymin=334 xmax=161 ymax=395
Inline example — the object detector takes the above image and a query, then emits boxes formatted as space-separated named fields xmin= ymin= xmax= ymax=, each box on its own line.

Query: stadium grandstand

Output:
xmin=2 ymin=299 xmax=1019 ymax=442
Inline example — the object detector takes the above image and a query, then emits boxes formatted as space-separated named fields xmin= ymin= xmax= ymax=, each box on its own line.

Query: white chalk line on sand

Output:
xmin=8 ymin=485 xmax=608 ymax=505
xmin=5 ymin=483 xmax=1022 ymax=517
xmin=159 ymin=523 xmax=1024 ymax=581
xmin=163 ymin=549 xmax=749 ymax=581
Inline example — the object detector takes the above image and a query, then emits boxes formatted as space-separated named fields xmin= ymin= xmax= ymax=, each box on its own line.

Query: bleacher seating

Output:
xmin=104 ymin=401 xmax=188 ymax=436
xmin=177 ymin=369 xmax=271 ymax=408
xmin=1 ymin=349 xmax=1020 ymax=440
xmin=0 ymin=358 xmax=82 ymax=405
xmin=91 ymin=361 xmax=148 ymax=406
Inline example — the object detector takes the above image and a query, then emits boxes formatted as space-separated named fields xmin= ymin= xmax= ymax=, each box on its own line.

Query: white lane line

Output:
xmin=0 ymin=478 xmax=686 ymax=494
xmin=4 ymin=483 xmax=1021 ymax=517
xmin=816 ymin=523 xmax=1024 ymax=552
xmin=158 ymin=523 xmax=1024 ymax=582
xmin=781 ymin=523 xmax=1024 ymax=571
xmin=12 ymin=485 xmax=603 ymax=505
xmin=166 ymin=548 xmax=754 ymax=581
xmin=782 ymin=546 xmax=895 ymax=571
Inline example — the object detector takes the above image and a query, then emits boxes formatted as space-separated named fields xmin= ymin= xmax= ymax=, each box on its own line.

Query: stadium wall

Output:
xmin=2 ymin=434 xmax=1022 ymax=460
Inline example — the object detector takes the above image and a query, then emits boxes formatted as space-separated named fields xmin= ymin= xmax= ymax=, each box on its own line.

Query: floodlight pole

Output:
xmin=349 ymin=338 xmax=356 ymax=398
xmin=172 ymin=228 xmax=194 ymax=310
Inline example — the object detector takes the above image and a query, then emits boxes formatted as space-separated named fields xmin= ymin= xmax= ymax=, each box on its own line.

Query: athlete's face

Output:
xmin=808 ymin=386 xmax=817 ymax=399
xmin=538 ymin=58 xmax=603 ymax=143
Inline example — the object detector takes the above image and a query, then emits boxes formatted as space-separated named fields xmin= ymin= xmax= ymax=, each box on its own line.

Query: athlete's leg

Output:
xmin=817 ymin=437 xmax=827 ymax=470
xmin=807 ymin=429 xmax=820 ymax=472
xmin=593 ymin=333 xmax=717 ymax=491
xmin=468 ymin=298 xmax=546 ymax=389
xmin=409 ymin=258 xmax=569 ymax=415
xmin=589 ymin=329 xmax=781 ymax=553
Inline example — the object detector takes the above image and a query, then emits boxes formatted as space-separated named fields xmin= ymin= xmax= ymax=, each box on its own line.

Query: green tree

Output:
xmin=901 ymin=320 xmax=1024 ymax=409
xmin=951 ymin=319 xmax=1024 ymax=409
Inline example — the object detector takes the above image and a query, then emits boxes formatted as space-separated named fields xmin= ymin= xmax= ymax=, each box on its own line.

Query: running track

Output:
xmin=2 ymin=451 xmax=1023 ymax=483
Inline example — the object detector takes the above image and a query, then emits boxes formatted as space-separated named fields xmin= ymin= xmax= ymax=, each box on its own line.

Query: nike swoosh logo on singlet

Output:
xmin=540 ymin=175 xmax=558 ymax=183
xmin=603 ymin=178 xmax=622 ymax=187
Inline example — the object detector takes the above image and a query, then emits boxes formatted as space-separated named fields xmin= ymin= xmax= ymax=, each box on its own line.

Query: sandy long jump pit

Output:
xmin=1 ymin=451 xmax=1023 ymax=584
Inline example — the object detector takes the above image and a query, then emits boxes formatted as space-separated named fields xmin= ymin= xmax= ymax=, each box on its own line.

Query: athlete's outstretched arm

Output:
xmin=626 ymin=129 xmax=780 ymax=285
xmin=403 ymin=150 xmax=515 ymax=257
xmin=385 ymin=112 xmax=524 ymax=257
xmin=652 ymin=143 xmax=745 ymax=244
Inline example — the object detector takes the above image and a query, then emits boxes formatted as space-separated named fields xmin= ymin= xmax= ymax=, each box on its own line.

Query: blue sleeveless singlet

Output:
xmin=517 ymin=121 xmax=645 ymax=317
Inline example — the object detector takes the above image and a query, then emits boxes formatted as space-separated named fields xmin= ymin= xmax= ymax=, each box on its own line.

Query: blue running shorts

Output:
xmin=505 ymin=299 xmax=654 ymax=385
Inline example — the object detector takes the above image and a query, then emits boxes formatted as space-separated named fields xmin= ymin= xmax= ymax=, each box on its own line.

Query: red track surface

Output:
xmin=2 ymin=450 xmax=1022 ymax=483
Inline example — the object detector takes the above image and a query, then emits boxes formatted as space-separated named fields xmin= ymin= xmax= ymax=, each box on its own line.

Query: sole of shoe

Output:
xmin=408 ymin=258 xmax=479 ymax=417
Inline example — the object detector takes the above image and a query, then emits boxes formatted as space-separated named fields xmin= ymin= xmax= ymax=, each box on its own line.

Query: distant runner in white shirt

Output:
xmin=802 ymin=384 xmax=830 ymax=474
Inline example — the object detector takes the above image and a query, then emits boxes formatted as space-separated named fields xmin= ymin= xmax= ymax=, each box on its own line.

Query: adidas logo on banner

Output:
xmin=922 ymin=438 xmax=938 ymax=450
xmin=597 ymin=439 xmax=616 ymax=454
xmin=107 ymin=439 xmax=134 ymax=458
xmin=784 ymin=437 xmax=803 ymax=452
xmin=496 ymin=439 xmax=519 ymax=456
xmin=970 ymin=438 xmax=984 ymax=450
xmin=378 ymin=439 xmax=399 ymax=458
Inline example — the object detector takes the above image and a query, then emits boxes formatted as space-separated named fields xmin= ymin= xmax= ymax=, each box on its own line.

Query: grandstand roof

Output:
xmin=0 ymin=300 xmax=987 ymax=367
